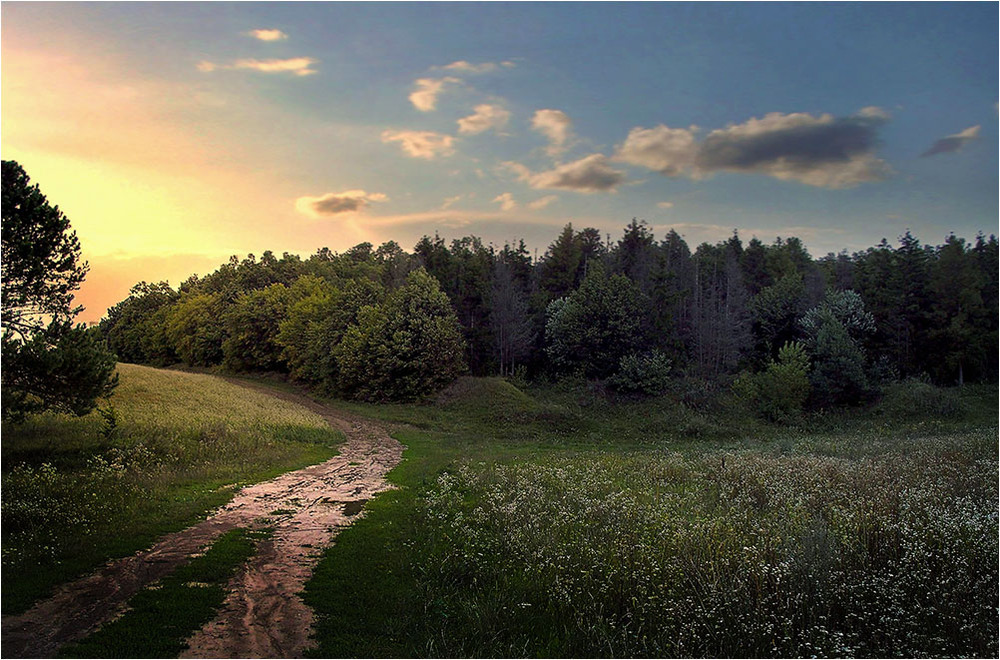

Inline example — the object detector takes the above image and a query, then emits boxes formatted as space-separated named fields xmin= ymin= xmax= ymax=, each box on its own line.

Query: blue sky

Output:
xmin=2 ymin=2 xmax=996 ymax=320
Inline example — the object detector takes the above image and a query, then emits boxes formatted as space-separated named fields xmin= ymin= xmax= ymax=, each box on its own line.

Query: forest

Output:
xmin=100 ymin=220 xmax=999 ymax=417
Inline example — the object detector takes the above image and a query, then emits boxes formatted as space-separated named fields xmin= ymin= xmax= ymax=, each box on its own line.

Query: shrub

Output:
xmin=608 ymin=350 xmax=672 ymax=396
xmin=734 ymin=341 xmax=811 ymax=423
xmin=221 ymin=284 xmax=292 ymax=372
xmin=545 ymin=264 xmax=647 ymax=379
xmin=335 ymin=269 xmax=466 ymax=401
xmin=876 ymin=378 xmax=964 ymax=419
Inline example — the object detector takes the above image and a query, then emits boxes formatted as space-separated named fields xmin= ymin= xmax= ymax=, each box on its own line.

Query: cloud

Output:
xmin=197 ymin=57 xmax=318 ymax=76
xmin=921 ymin=125 xmax=981 ymax=157
xmin=441 ymin=195 xmax=462 ymax=209
xmin=409 ymin=77 xmax=459 ymax=112
xmin=457 ymin=104 xmax=511 ymax=135
xmin=442 ymin=60 xmax=499 ymax=74
xmin=528 ymin=195 xmax=559 ymax=210
xmin=507 ymin=154 xmax=627 ymax=193
xmin=657 ymin=201 xmax=674 ymax=209
xmin=381 ymin=130 xmax=456 ymax=159
xmin=493 ymin=192 xmax=517 ymax=211
xmin=614 ymin=124 xmax=700 ymax=176
xmin=615 ymin=108 xmax=893 ymax=188
xmin=295 ymin=190 xmax=388 ymax=218
xmin=247 ymin=29 xmax=288 ymax=41
xmin=531 ymin=109 xmax=573 ymax=155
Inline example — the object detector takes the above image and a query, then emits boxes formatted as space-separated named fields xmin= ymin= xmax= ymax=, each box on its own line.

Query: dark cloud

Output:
xmin=295 ymin=190 xmax=387 ymax=218
xmin=313 ymin=195 xmax=364 ymax=214
xmin=616 ymin=108 xmax=893 ymax=188
xmin=524 ymin=154 xmax=626 ymax=193
xmin=921 ymin=125 xmax=980 ymax=157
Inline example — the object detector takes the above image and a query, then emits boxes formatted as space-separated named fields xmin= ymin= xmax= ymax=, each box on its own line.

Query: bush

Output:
xmin=545 ymin=264 xmax=647 ymax=379
xmin=734 ymin=341 xmax=811 ymax=423
xmin=335 ymin=269 xmax=466 ymax=401
xmin=876 ymin=379 xmax=964 ymax=419
xmin=608 ymin=350 xmax=672 ymax=396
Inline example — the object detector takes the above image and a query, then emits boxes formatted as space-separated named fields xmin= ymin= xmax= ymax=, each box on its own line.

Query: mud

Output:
xmin=0 ymin=382 xmax=403 ymax=659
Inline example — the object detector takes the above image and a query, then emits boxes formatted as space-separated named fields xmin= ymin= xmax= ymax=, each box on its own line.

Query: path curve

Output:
xmin=0 ymin=381 xmax=404 ymax=658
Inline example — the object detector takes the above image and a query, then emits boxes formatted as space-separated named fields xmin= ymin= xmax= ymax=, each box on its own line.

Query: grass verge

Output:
xmin=1 ymin=363 xmax=341 ymax=615
xmin=58 ymin=527 xmax=266 ymax=658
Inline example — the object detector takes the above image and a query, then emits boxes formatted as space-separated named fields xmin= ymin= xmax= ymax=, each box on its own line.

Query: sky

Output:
xmin=2 ymin=2 xmax=997 ymax=323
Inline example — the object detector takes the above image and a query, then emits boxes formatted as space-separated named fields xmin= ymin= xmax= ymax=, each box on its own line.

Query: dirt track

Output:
xmin=0 ymin=382 xmax=404 ymax=658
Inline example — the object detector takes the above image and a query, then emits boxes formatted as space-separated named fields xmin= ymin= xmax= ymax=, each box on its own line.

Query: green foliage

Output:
xmin=1 ymin=160 xmax=88 ymax=337
xmin=222 ymin=284 xmax=293 ymax=372
xmin=1 ymin=322 xmax=118 ymax=423
xmin=335 ymin=269 xmax=466 ymax=401
xmin=276 ymin=277 xmax=384 ymax=389
xmin=749 ymin=272 xmax=805 ymax=362
xmin=1 ymin=161 xmax=117 ymax=422
xmin=876 ymin=378 xmax=964 ymax=419
xmin=165 ymin=293 xmax=227 ymax=367
xmin=608 ymin=350 xmax=673 ymax=396
xmin=101 ymin=281 xmax=179 ymax=365
xmin=734 ymin=341 xmax=811 ymax=422
xmin=800 ymin=288 xmax=875 ymax=342
xmin=545 ymin=264 xmax=647 ymax=379
xmin=808 ymin=309 xmax=870 ymax=406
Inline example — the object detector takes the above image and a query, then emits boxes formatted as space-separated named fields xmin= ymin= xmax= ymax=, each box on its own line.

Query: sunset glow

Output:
xmin=2 ymin=3 xmax=996 ymax=322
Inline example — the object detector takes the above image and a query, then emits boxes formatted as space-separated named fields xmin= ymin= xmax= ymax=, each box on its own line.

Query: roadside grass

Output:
xmin=1 ymin=363 xmax=341 ymax=615
xmin=303 ymin=378 xmax=998 ymax=658
xmin=57 ymin=527 xmax=267 ymax=658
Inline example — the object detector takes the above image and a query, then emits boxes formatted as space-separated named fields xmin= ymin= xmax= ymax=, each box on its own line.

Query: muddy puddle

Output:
xmin=0 ymin=383 xmax=403 ymax=659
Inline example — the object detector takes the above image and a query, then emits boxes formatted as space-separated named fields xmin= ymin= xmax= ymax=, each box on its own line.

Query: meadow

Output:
xmin=2 ymin=366 xmax=996 ymax=658
xmin=303 ymin=378 xmax=998 ymax=658
xmin=1 ymin=364 xmax=341 ymax=614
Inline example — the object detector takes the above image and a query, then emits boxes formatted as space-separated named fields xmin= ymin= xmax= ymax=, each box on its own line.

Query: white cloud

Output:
xmin=409 ymin=77 xmax=459 ymax=112
xmin=857 ymin=106 xmax=891 ymax=120
xmin=197 ymin=57 xmax=318 ymax=76
xmin=615 ymin=125 xmax=700 ymax=176
xmin=457 ymin=104 xmax=511 ymax=135
xmin=657 ymin=201 xmax=674 ymax=209
xmin=295 ymin=190 xmax=387 ymax=218
xmin=441 ymin=195 xmax=462 ymax=209
xmin=528 ymin=195 xmax=559 ymax=210
xmin=616 ymin=108 xmax=892 ymax=188
xmin=381 ymin=129 xmax=456 ymax=159
xmin=493 ymin=192 xmax=517 ymax=211
xmin=507 ymin=154 xmax=626 ymax=193
xmin=247 ymin=29 xmax=288 ymax=42
xmin=531 ymin=109 xmax=573 ymax=155
xmin=442 ymin=60 xmax=499 ymax=74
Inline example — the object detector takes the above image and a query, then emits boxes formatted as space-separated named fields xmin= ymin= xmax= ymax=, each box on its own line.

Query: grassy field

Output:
xmin=1 ymin=363 xmax=342 ymax=615
xmin=303 ymin=378 xmax=999 ymax=658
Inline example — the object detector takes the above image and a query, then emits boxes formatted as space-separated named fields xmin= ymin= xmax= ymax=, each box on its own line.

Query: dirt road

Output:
xmin=0 ymin=382 xmax=404 ymax=658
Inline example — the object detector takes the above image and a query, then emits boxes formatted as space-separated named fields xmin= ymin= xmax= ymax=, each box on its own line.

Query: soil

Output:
xmin=0 ymin=382 xmax=404 ymax=658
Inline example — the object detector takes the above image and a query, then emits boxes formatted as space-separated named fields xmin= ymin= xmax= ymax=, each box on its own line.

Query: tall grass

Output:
xmin=416 ymin=434 xmax=997 ymax=657
xmin=1 ymin=364 xmax=341 ymax=614
xmin=303 ymin=379 xmax=998 ymax=658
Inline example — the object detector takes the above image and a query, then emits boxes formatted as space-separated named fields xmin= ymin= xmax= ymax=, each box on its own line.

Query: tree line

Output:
xmin=6 ymin=154 xmax=993 ymax=420
xmin=100 ymin=219 xmax=997 ymax=409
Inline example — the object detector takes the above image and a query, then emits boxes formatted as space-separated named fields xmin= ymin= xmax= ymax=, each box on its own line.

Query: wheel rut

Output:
xmin=0 ymin=381 xmax=404 ymax=658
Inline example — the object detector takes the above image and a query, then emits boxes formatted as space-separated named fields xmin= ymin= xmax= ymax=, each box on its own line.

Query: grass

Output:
xmin=301 ymin=377 xmax=999 ymax=658
xmin=58 ymin=527 xmax=267 ymax=658
xmin=1 ymin=363 xmax=342 ymax=615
